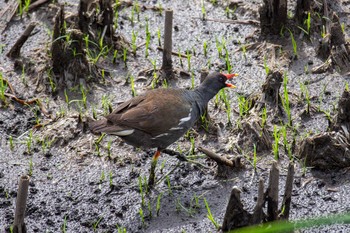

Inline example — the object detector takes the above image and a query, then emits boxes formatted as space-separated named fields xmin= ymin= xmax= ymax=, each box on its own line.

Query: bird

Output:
xmin=89 ymin=72 xmax=238 ymax=188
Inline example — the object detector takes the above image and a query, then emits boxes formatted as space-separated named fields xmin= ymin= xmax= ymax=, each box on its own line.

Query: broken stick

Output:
xmin=198 ymin=146 xmax=234 ymax=167
xmin=7 ymin=22 xmax=37 ymax=59
xmin=13 ymin=175 xmax=30 ymax=233
xmin=267 ymin=161 xmax=279 ymax=221
xmin=161 ymin=9 xmax=174 ymax=78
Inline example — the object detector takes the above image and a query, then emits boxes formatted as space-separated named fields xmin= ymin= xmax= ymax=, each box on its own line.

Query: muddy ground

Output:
xmin=1 ymin=0 xmax=350 ymax=232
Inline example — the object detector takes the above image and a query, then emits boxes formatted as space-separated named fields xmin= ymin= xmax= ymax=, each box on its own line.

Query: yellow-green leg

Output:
xmin=148 ymin=150 xmax=161 ymax=189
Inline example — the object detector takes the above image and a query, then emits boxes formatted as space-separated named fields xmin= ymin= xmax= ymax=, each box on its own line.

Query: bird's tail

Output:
xmin=88 ymin=118 xmax=133 ymax=136
xmin=88 ymin=118 xmax=109 ymax=134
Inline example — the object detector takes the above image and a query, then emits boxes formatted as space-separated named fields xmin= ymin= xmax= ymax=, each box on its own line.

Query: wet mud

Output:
xmin=1 ymin=0 xmax=350 ymax=232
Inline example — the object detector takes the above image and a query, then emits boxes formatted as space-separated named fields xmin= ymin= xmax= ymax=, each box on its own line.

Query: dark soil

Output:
xmin=1 ymin=0 xmax=350 ymax=232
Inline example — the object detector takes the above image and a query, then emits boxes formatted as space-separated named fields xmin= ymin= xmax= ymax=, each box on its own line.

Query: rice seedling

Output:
xmin=94 ymin=142 xmax=101 ymax=157
xmin=204 ymin=198 xmax=220 ymax=230
xmin=28 ymin=158 xmax=33 ymax=176
xmin=206 ymin=57 xmax=212 ymax=69
xmin=178 ymin=48 xmax=184 ymax=68
xmin=139 ymin=207 xmax=145 ymax=224
xmin=112 ymin=49 xmax=118 ymax=63
xmin=18 ymin=0 xmax=23 ymax=16
xmin=134 ymin=0 xmax=140 ymax=21
xmin=116 ymin=225 xmax=127 ymax=233
xmin=0 ymin=44 xmax=5 ymax=54
xmin=101 ymin=69 xmax=105 ymax=81
xmin=147 ymin=200 xmax=153 ymax=218
xmin=157 ymin=1 xmax=163 ymax=15
xmin=151 ymin=72 xmax=158 ymax=89
xmin=21 ymin=65 xmax=27 ymax=87
xmin=200 ymin=113 xmax=210 ymax=132
xmin=239 ymin=40 xmax=247 ymax=60
xmin=272 ymin=125 xmax=280 ymax=160
xmin=23 ymin=0 xmax=31 ymax=12
xmin=156 ymin=192 xmax=163 ymax=216
xmin=107 ymin=140 xmax=112 ymax=158
xmin=162 ymin=79 xmax=168 ymax=88
xmin=298 ymin=12 xmax=311 ymax=36
xmin=108 ymin=171 xmax=113 ymax=187
xmin=263 ymin=56 xmax=270 ymax=75
xmin=138 ymin=176 xmax=145 ymax=207
xmin=101 ymin=94 xmax=112 ymax=114
xmin=203 ymin=40 xmax=208 ymax=57
xmin=201 ymin=0 xmax=206 ymax=20
xmin=123 ymin=47 xmax=128 ymax=67
xmin=0 ymin=73 xmax=7 ymax=103
xmin=166 ymin=175 xmax=172 ymax=195
xmin=9 ymin=136 xmax=14 ymax=150
xmin=145 ymin=18 xmax=151 ymax=58
xmin=62 ymin=215 xmax=67 ymax=233
xmin=41 ymin=137 xmax=54 ymax=154
xmin=186 ymin=50 xmax=192 ymax=71
xmin=114 ymin=7 xmax=119 ymax=29
xmin=341 ymin=22 xmax=345 ymax=34
xmin=64 ymin=89 xmax=69 ymax=106
xmin=175 ymin=197 xmax=197 ymax=217
xmin=237 ymin=95 xmax=251 ymax=119
xmin=190 ymin=72 xmax=195 ymax=89
xmin=150 ymin=58 xmax=157 ymax=73
xmin=131 ymin=30 xmax=138 ymax=55
xmin=220 ymin=89 xmax=232 ymax=124
xmin=287 ymin=29 xmax=298 ymax=58
xmin=189 ymin=135 xmax=195 ymax=155
xmin=281 ymin=72 xmax=292 ymax=126
xmin=92 ymin=217 xmax=103 ymax=232
xmin=130 ymin=75 xmax=137 ymax=96
xmin=261 ymin=106 xmax=267 ymax=129
xmin=215 ymin=37 xmax=223 ymax=58
xmin=157 ymin=28 xmax=161 ymax=46
xmin=80 ymin=84 xmax=87 ymax=109
xmin=191 ymin=194 xmax=200 ymax=209
xmin=26 ymin=130 xmax=33 ymax=154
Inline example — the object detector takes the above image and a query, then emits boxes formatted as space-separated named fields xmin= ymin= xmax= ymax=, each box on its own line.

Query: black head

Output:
xmin=200 ymin=72 xmax=237 ymax=93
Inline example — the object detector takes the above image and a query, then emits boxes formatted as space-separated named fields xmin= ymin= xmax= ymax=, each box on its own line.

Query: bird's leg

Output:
xmin=148 ymin=150 xmax=161 ymax=189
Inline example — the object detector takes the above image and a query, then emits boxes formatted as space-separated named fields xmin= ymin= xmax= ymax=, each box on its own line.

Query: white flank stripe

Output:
xmin=112 ymin=129 xmax=134 ymax=136
xmin=169 ymin=127 xmax=183 ymax=131
xmin=179 ymin=108 xmax=192 ymax=125
xmin=152 ymin=133 xmax=169 ymax=139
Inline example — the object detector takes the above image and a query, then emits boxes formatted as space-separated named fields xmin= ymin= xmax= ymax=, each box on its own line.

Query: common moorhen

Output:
xmin=89 ymin=72 xmax=237 ymax=187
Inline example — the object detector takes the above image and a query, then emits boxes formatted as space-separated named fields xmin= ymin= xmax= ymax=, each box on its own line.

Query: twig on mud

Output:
xmin=198 ymin=146 xmax=234 ymax=167
xmin=137 ymin=41 xmax=146 ymax=49
xmin=28 ymin=0 xmax=51 ymax=12
xmin=0 ymin=0 xmax=19 ymax=34
xmin=2 ymin=77 xmax=51 ymax=118
xmin=157 ymin=46 xmax=188 ymax=58
xmin=7 ymin=22 xmax=37 ymax=59
xmin=192 ymin=17 xmax=260 ymax=26
xmin=4 ymin=93 xmax=51 ymax=118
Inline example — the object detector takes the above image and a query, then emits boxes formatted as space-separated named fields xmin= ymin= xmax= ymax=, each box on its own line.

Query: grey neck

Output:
xmin=194 ymin=85 xmax=219 ymax=103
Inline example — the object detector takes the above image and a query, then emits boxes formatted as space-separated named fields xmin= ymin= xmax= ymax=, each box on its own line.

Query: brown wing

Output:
xmin=106 ymin=89 xmax=192 ymax=136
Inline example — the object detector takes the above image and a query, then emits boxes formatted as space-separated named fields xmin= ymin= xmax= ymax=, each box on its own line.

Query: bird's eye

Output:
xmin=219 ymin=77 xmax=224 ymax=82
